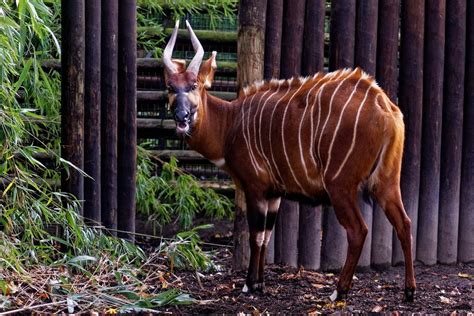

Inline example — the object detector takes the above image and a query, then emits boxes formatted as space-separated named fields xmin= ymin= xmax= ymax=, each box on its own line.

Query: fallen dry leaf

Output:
xmin=371 ymin=305 xmax=384 ymax=312
xmin=439 ymin=296 xmax=451 ymax=304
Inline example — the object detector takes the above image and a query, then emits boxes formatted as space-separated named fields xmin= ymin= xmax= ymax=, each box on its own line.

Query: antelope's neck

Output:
xmin=187 ymin=91 xmax=240 ymax=162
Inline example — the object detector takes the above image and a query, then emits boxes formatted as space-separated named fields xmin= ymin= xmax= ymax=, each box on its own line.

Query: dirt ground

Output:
xmin=163 ymin=249 xmax=473 ymax=314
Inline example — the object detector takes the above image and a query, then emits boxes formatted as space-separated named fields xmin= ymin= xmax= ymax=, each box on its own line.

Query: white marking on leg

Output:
xmin=255 ymin=231 xmax=265 ymax=247
xmin=211 ymin=158 xmax=226 ymax=168
xmin=242 ymin=284 xmax=249 ymax=293
xmin=330 ymin=290 xmax=338 ymax=302
xmin=324 ymin=77 xmax=364 ymax=176
xmin=332 ymin=86 xmax=373 ymax=180
xmin=263 ymin=229 xmax=273 ymax=246
xmin=281 ymin=83 xmax=309 ymax=194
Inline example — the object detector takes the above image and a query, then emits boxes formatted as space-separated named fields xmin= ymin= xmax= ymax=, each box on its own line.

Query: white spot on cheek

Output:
xmin=193 ymin=112 xmax=198 ymax=122
xmin=255 ymin=231 xmax=264 ymax=247
xmin=211 ymin=158 xmax=226 ymax=167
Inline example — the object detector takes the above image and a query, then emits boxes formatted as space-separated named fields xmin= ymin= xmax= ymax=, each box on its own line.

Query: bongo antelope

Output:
xmin=163 ymin=20 xmax=416 ymax=302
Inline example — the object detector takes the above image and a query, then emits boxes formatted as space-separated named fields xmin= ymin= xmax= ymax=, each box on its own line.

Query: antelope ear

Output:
xmin=198 ymin=51 xmax=217 ymax=89
xmin=163 ymin=59 xmax=187 ymax=82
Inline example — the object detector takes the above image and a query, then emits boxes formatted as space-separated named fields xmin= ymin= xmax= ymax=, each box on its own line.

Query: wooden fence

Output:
xmin=262 ymin=0 xmax=473 ymax=269
xmin=60 ymin=0 xmax=473 ymax=267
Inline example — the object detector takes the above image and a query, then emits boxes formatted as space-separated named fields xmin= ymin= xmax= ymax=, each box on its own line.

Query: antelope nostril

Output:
xmin=175 ymin=110 xmax=189 ymax=122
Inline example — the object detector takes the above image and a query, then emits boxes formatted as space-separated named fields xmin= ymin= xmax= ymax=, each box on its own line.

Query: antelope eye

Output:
xmin=167 ymin=86 xmax=175 ymax=93
xmin=191 ymin=83 xmax=198 ymax=90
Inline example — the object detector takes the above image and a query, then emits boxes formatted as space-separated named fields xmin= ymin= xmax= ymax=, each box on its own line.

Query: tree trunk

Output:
xmin=302 ymin=0 xmax=325 ymax=76
xmin=234 ymin=0 xmax=268 ymax=271
xmin=298 ymin=204 xmax=322 ymax=270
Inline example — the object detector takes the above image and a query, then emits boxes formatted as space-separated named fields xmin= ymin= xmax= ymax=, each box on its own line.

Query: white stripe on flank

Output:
xmin=297 ymin=80 xmax=322 ymax=186
xmin=332 ymin=85 xmax=373 ymax=180
xmin=257 ymin=84 xmax=283 ymax=184
xmin=313 ymin=83 xmax=328 ymax=165
xmin=317 ymin=69 xmax=357 ymax=171
xmin=281 ymin=82 xmax=308 ymax=194
xmin=246 ymin=92 xmax=264 ymax=172
xmin=268 ymin=82 xmax=294 ymax=185
xmin=324 ymin=76 xmax=364 ymax=176
xmin=252 ymin=89 xmax=271 ymax=161
xmin=240 ymin=96 xmax=260 ymax=175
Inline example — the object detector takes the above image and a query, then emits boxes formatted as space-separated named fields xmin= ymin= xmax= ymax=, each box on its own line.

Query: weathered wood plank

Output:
xmin=372 ymin=0 xmax=399 ymax=268
xmin=61 ymin=0 xmax=85 ymax=213
xmin=354 ymin=0 xmax=378 ymax=269
xmin=101 ymin=0 xmax=119 ymax=233
xmin=394 ymin=0 xmax=424 ymax=265
xmin=117 ymin=0 xmax=137 ymax=241
xmin=438 ymin=0 xmax=466 ymax=264
xmin=263 ymin=0 xmax=283 ymax=80
xmin=459 ymin=0 xmax=474 ymax=264
xmin=417 ymin=0 xmax=445 ymax=265
xmin=322 ymin=0 xmax=356 ymax=271
xmin=84 ymin=0 xmax=101 ymax=223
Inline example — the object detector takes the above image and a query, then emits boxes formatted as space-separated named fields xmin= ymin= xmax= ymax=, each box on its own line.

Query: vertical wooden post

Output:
xmin=61 ymin=0 xmax=85 ymax=213
xmin=417 ymin=0 xmax=445 ymax=265
xmin=297 ymin=0 xmax=325 ymax=270
xmin=117 ymin=0 xmax=137 ymax=240
xmin=372 ymin=0 xmax=399 ymax=269
xmin=394 ymin=0 xmax=424 ymax=265
xmin=280 ymin=0 xmax=305 ymax=78
xmin=84 ymin=0 xmax=101 ymax=223
xmin=301 ymin=0 xmax=325 ymax=76
xmin=459 ymin=0 xmax=474 ymax=264
xmin=235 ymin=0 xmax=268 ymax=271
xmin=277 ymin=0 xmax=306 ymax=268
xmin=263 ymin=0 xmax=284 ymax=263
xmin=354 ymin=0 xmax=378 ymax=269
xmin=438 ymin=0 xmax=466 ymax=264
xmin=321 ymin=0 xmax=355 ymax=271
xmin=298 ymin=203 xmax=322 ymax=270
xmin=264 ymin=0 xmax=283 ymax=80
xmin=101 ymin=0 xmax=119 ymax=233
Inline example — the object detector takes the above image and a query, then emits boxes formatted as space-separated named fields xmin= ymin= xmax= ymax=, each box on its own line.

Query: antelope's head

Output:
xmin=163 ymin=20 xmax=217 ymax=138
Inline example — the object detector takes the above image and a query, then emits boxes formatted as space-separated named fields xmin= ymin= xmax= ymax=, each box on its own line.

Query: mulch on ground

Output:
xmin=164 ymin=249 xmax=473 ymax=314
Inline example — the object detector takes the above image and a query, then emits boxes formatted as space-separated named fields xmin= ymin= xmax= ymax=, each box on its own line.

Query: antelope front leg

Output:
xmin=243 ymin=195 xmax=268 ymax=294
xmin=257 ymin=197 xmax=281 ymax=290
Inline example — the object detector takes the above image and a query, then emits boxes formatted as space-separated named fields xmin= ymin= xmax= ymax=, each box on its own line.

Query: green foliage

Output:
xmin=136 ymin=0 xmax=238 ymax=57
xmin=158 ymin=224 xmax=218 ymax=271
xmin=136 ymin=148 xmax=233 ymax=230
xmin=0 ymin=0 xmax=144 ymax=272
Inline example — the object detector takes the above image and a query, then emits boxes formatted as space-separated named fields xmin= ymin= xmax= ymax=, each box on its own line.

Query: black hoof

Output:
xmin=404 ymin=287 xmax=415 ymax=302
xmin=254 ymin=282 xmax=265 ymax=293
